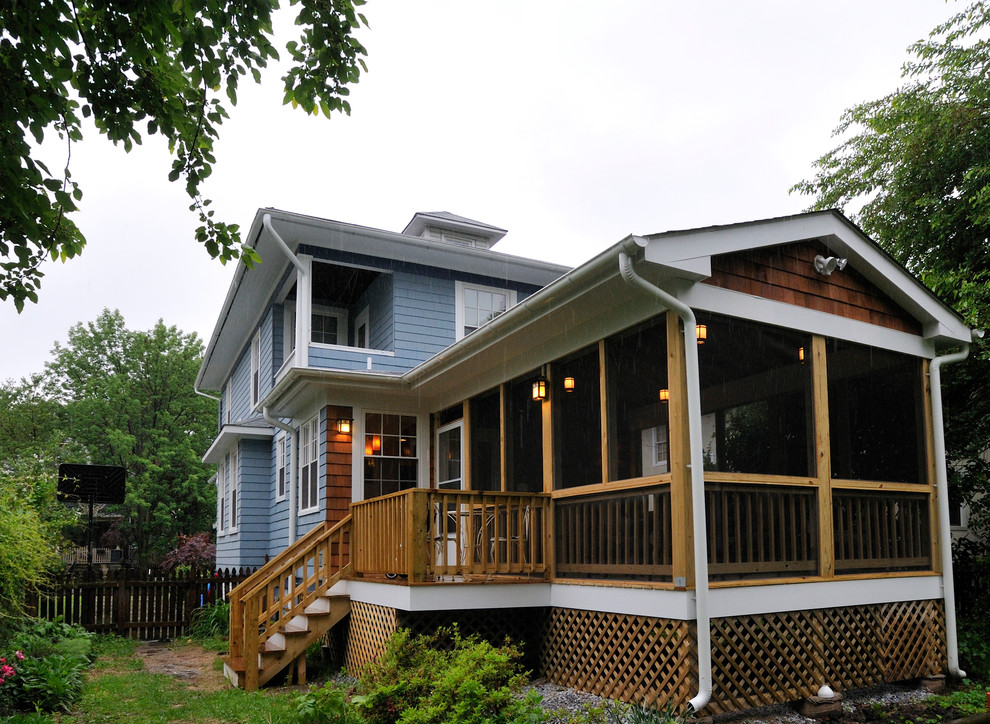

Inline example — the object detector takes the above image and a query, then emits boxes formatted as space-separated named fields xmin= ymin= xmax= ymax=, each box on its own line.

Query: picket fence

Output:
xmin=26 ymin=567 xmax=255 ymax=640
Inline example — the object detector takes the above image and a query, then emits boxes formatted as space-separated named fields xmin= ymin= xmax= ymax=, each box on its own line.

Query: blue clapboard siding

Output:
xmin=259 ymin=306 xmax=275 ymax=400
xmin=227 ymin=345 xmax=252 ymax=422
xmin=267 ymin=430 xmax=292 ymax=556
xmin=295 ymin=407 xmax=328 ymax=537
xmin=216 ymin=440 xmax=272 ymax=569
xmin=392 ymin=272 xmax=456 ymax=365
xmin=356 ymin=273 xmax=393 ymax=351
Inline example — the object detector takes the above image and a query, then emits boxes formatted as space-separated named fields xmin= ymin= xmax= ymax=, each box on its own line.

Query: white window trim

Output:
xmin=299 ymin=416 xmax=320 ymax=514
xmin=436 ymin=419 xmax=465 ymax=490
xmin=217 ymin=457 xmax=228 ymax=536
xmin=283 ymin=302 xmax=296 ymax=366
xmin=250 ymin=331 xmax=261 ymax=410
xmin=228 ymin=449 xmax=239 ymax=534
xmin=311 ymin=305 xmax=349 ymax=347
xmin=354 ymin=307 xmax=370 ymax=349
xmin=454 ymin=281 xmax=517 ymax=341
xmin=276 ymin=436 xmax=288 ymax=502
xmin=223 ymin=383 xmax=232 ymax=425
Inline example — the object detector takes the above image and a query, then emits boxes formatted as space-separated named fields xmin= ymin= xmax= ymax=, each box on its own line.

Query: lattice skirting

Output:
xmin=540 ymin=600 xmax=945 ymax=714
xmin=343 ymin=601 xmax=399 ymax=672
xmin=342 ymin=598 xmax=945 ymax=714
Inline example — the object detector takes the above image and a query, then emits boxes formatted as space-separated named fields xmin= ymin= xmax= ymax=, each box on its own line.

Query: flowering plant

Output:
xmin=0 ymin=650 xmax=25 ymax=715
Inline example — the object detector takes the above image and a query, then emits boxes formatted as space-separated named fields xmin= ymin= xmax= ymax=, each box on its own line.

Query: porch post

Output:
xmin=667 ymin=313 xmax=694 ymax=589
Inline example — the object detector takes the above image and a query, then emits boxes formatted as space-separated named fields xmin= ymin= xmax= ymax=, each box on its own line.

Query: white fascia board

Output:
xmin=202 ymin=424 xmax=274 ymax=464
xmin=347 ymin=581 xmax=552 ymax=611
xmin=550 ymin=583 xmax=694 ymax=619
xmin=349 ymin=576 xmax=941 ymax=620
xmin=709 ymin=576 xmax=943 ymax=619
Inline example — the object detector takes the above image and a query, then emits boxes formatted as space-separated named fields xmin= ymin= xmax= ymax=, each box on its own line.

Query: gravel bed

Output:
xmin=521 ymin=680 xmax=937 ymax=723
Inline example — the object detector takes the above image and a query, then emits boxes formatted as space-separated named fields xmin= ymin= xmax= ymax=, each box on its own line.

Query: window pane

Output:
xmin=470 ymin=390 xmax=501 ymax=491
xmin=697 ymin=314 xmax=813 ymax=477
xmin=553 ymin=346 xmax=602 ymax=488
xmin=506 ymin=374 xmax=543 ymax=492
xmin=606 ymin=316 xmax=669 ymax=481
xmin=827 ymin=340 xmax=924 ymax=483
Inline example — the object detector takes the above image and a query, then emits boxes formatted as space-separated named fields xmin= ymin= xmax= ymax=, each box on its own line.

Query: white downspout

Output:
xmin=264 ymin=407 xmax=298 ymax=544
xmin=263 ymin=213 xmax=310 ymax=368
xmin=618 ymin=247 xmax=712 ymax=713
xmin=930 ymin=329 xmax=981 ymax=678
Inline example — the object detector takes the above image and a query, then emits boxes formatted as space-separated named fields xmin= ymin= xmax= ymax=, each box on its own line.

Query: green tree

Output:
xmin=45 ymin=309 xmax=218 ymax=562
xmin=0 ymin=0 xmax=367 ymax=311
xmin=793 ymin=0 xmax=990 ymax=543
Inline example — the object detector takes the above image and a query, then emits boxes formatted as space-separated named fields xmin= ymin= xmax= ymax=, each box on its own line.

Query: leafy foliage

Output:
xmin=43 ymin=309 xmax=218 ymax=562
xmin=352 ymin=626 xmax=542 ymax=724
xmin=0 ymin=618 xmax=93 ymax=716
xmin=0 ymin=486 xmax=60 ymax=623
xmin=0 ymin=0 xmax=368 ymax=310
xmin=793 ymin=0 xmax=990 ymax=548
xmin=161 ymin=532 xmax=216 ymax=570
xmin=189 ymin=599 xmax=230 ymax=639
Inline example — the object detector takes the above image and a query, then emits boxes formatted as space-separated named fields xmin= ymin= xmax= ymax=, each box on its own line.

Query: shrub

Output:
xmin=354 ymin=626 xmax=543 ymax=724
xmin=296 ymin=681 xmax=362 ymax=724
xmin=189 ymin=599 xmax=230 ymax=639
xmin=0 ymin=618 xmax=92 ymax=715
xmin=161 ymin=532 xmax=216 ymax=570
xmin=0 ymin=487 xmax=59 ymax=624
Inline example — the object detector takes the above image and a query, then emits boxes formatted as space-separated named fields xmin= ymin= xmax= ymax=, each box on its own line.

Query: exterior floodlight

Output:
xmin=813 ymin=255 xmax=848 ymax=276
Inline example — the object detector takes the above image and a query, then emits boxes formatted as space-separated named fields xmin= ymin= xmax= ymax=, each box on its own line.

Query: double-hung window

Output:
xmin=299 ymin=417 xmax=319 ymax=512
xmin=229 ymin=449 xmax=239 ymax=531
xmin=455 ymin=282 xmax=516 ymax=340
xmin=363 ymin=413 xmax=417 ymax=499
xmin=277 ymin=436 xmax=288 ymax=500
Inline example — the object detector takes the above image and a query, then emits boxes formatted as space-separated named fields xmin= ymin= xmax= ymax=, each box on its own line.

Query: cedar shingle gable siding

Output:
xmin=703 ymin=240 xmax=922 ymax=335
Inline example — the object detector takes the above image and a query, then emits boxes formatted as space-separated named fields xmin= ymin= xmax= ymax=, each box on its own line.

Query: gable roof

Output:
xmin=195 ymin=208 xmax=568 ymax=391
xmin=258 ymin=210 xmax=972 ymax=414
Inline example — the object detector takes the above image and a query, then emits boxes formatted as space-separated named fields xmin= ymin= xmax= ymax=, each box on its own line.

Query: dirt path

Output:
xmin=105 ymin=641 xmax=229 ymax=692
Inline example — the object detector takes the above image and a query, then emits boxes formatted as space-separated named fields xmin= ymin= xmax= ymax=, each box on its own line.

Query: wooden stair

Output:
xmin=223 ymin=516 xmax=352 ymax=690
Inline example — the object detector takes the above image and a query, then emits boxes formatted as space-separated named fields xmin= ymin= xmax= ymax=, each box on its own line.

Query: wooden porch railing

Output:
xmin=352 ymin=489 xmax=549 ymax=581
xmin=554 ymin=484 xmax=673 ymax=581
xmin=705 ymin=483 xmax=819 ymax=580
xmin=228 ymin=515 xmax=351 ymax=690
xmin=833 ymin=490 xmax=931 ymax=573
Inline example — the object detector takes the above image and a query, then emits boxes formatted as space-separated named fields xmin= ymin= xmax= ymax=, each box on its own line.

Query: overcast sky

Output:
xmin=0 ymin=1 xmax=957 ymax=383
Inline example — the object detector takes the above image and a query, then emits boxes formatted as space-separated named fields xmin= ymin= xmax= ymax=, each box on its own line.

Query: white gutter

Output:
xmin=264 ymin=407 xmax=298 ymax=544
xmin=930 ymin=329 xmax=982 ymax=678
xmin=617 ymin=244 xmax=712 ymax=713
xmin=194 ymin=388 xmax=221 ymax=403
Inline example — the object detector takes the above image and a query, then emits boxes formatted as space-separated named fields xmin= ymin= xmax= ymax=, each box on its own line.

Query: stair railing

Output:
xmin=228 ymin=515 xmax=351 ymax=690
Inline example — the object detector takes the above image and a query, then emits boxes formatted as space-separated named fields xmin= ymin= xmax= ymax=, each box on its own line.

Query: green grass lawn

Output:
xmin=64 ymin=636 xmax=302 ymax=724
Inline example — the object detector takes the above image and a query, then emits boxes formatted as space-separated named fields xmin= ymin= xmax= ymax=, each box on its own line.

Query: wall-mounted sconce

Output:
xmin=532 ymin=376 xmax=548 ymax=401
xmin=335 ymin=418 xmax=353 ymax=434
xmin=658 ymin=388 xmax=670 ymax=403
xmin=696 ymin=324 xmax=707 ymax=345
xmin=798 ymin=347 xmax=805 ymax=364
xmin=813 ymin=255 xmax=848 ymax=276
xmin=563 ymin=376 xmax=576 ymax=393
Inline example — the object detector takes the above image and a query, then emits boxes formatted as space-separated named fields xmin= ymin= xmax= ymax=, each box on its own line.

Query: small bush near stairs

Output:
xmin=294 ymin=625 xmax=543 ymax=724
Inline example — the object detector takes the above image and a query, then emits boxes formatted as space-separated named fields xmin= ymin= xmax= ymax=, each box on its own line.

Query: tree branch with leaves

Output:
xmin=0 ymin=0 xmax=367 ymax=310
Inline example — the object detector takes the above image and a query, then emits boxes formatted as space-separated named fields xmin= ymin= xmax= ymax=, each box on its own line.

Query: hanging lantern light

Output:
xmin=563 ymin=376 xmax=576 ymax=393
xmin=532 ymin=376 xmax=548 ymax=401
xmin=658 ymin=388 xmax=670 ymax=403
xmin=696 ymin=324 xmax=708 ymax=345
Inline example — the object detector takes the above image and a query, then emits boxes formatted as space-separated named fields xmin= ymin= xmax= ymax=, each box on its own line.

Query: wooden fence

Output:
xmin=27 ymin=567 xmax=254 ymax=640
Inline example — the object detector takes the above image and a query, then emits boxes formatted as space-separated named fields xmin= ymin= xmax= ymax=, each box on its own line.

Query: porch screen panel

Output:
xmin=697 ymin=314 xmax=813 ymax=477
xmin=705 ymin=483 xmax=818 ymax=580
xmin=605 ymin=316 xmax=669 ymax=481
xmin=470 ymin=390 xmax=501 ymax=491
xmin=826 ymin=341 xmax=925 ymax=484
xmin=506 ymin=375 xmax=542 ymax=493
xmin=833 ymin=490 xmax=931 ymax=573
xmin=553 ymin=346 xmax=602 ymax=489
